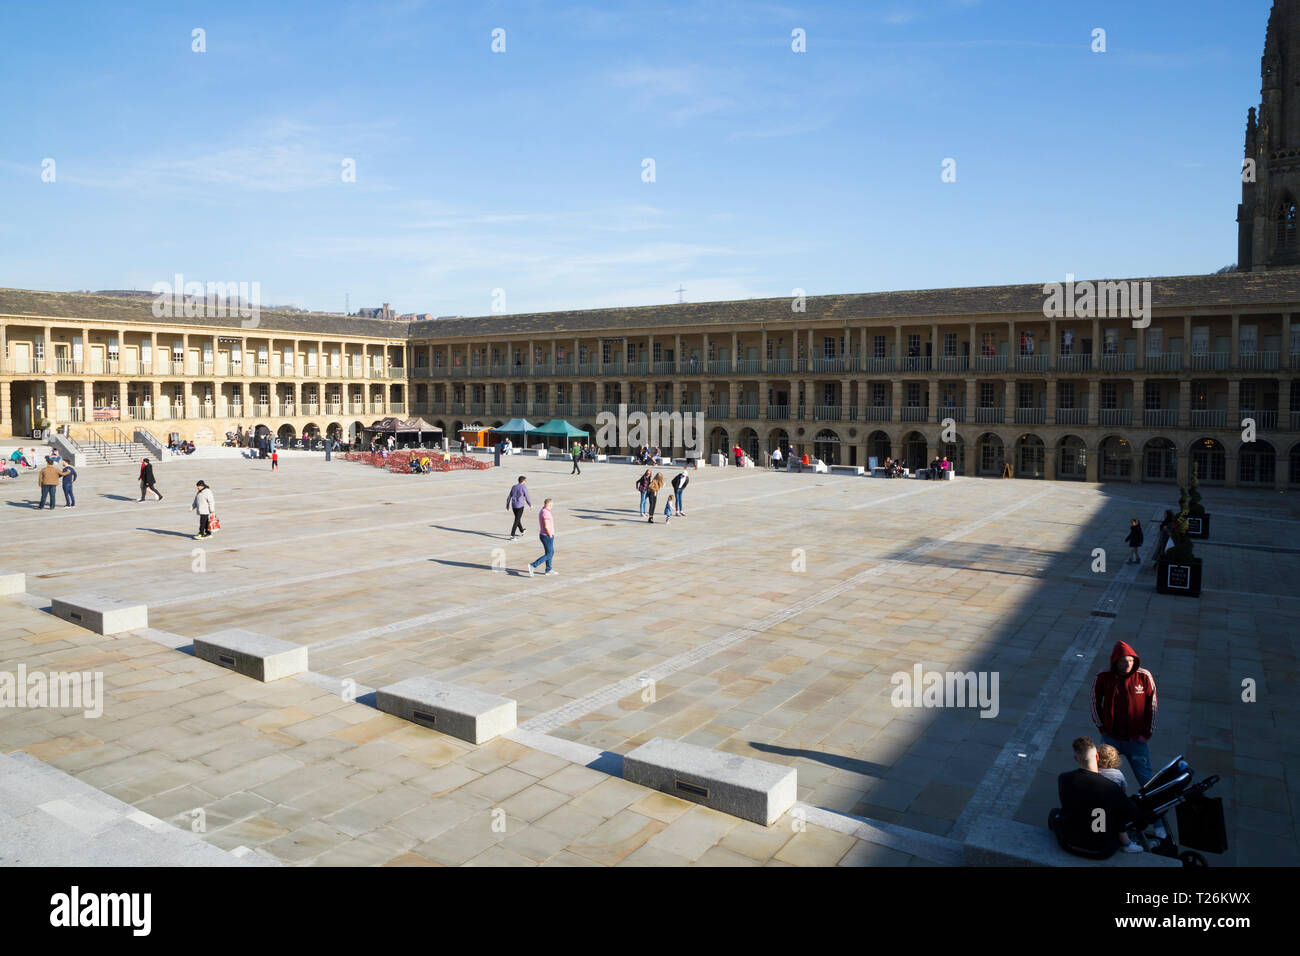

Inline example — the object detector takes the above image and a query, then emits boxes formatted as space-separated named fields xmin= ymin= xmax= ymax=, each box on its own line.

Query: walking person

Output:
xmin=570 ymin=441 xmax=582 ymax=476
xmin=138 ymin=457 xmax=162 ymax=501
xmin=271 ymin=449 xmax=279 ymax=471
xmin=671 ymin=468 xmax=688 ymax=515
xmin=1091 ymin=640 xmax=1167 ymax=840
xmin=507 ymin=475 xmax=532 ymax=539
xmin=636 ymin=469 xmax=651 ymax=516
xmin=647 ymin=472 xmax=664 ymax=523
xmin=1124 ymin=518 xmax=1144 ymax=564
xmin=770 ymin=446 xmax=782 ymax=470
xmin=192 ymin=480 xmax=215 ymax=539
xmin=59 ymin=462 xmax=77 ymax=507
xmin=786 ymin=444 xmax=795 ymax=472
xmin=37 ymin=457 xmax=61 ymax=510
xmin=528 ymin=498 xmax=556 ymax=576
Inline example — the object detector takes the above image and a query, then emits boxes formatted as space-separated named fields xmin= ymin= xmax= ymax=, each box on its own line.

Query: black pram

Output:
xmin=1129 ymin=755 xmax=1225 ymax=866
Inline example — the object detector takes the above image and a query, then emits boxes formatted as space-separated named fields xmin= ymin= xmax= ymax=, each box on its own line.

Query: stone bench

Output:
xmin=622 ymin=738 xmax=797 ymax=826
xmin=51 ymin=593 xmax=147 ymax=635
xmin=829 ymin=465 xmax=865 ymax=476
xmin=0 ymin=570 xmax=25 ymax=596
xmin=376 ymin=676 xmax=516 ymax=744
xmin=962 ymin=814 xmax=1181 ymax=867
xmin=193 ymin=629 xmax=308 ymax=682
xmin=607 ymin=455 xmax=634 ymax=464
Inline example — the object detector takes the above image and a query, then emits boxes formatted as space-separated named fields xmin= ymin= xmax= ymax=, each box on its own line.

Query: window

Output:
xmin=873 ymin=335 xmax=886 ymax=359
xmin=943 ymin=333 xmax=956 ymax=357
xmin=1060 ymin=329 xmax=1075 ymax=355
xmin=1240 ymin=382 xmax=1257 ymax=409
xmin=942 ymin=382 xmax=958 ymax=407
xmin=1017 ymin=383 xmax=1035 ymax=408
xmin=907 ymin=334 xmax=920 ymax=357
xmin=108 ymin=342 xmax=119 ymax=361
xmin=1019 ymin=330 xmax=1035 ymax=355
xmin=34 ymin=338 xmax=44 ymax=360
xmin=1145 ymin=383 xmax=1162 ymax=410
xmin=1240 ymin=324 xmax=1258 ymax=355
xmin=1103 ymin=330 xmax=1118 ymax=355
xmin=1058 ymin=382 xmax=1075 ymax=409
xmin=981 ymin=332 xmax=996 ymax=356
xmin=653 ymin=342 xmax=662 ymax=362
xmin=906 ymin=382 xmax=922 ymax=406
xmin=979 ymin=382 xmax=995 ymax=407
xmin=824 ymin=337 xmax=836 ymax=359
xmin=1192 ymin=327 xmax=1209 ymax=354
xmin=1101 ymin=382 xmax=1117 ymax=409
xmin=1146 ymin=328 xmax=1163 ymax=355
xmin=872 ymin=383 xmax=888 ymax=406
xmin=1277 ymin=196 xmax=1298 ymax=251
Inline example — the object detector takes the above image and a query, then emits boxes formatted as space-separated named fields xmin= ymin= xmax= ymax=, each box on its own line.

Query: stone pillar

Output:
xmin=1007 ymin=319 xmax=1016 ymax=370
xmin=1283 ymin=313 xmax=1293 ymax=369
xmin=1230 ymin=313 xmax=1240 ymax=367
xmin=1085 ymin=445 xmax=1099 ymax=482
xmin=758 ymin=379 xmax=768 ymax=418
xmin=894 ymin=326 xmax=902 ymax=365
xmin=1049 ymin=319 xmax=1058 ymax=367
xmin=118 ymin=381 xmax=128 ymax=417
xmin=1130 ymin=448 xmax=1142 ymax=484
xmin=857 ymin=376 xmax=868 ymax=422
xmin=969 ymin=322 xmax=977 ymax=366
xmin=1182 ymin=315 xmax=1192 ymax=366
xmin=963 ymin=439 xmax=977 ymax=476
xmin=965 ymin=378 xmax=977 ymax=417
xmin=1225 ymin=450 xmax=1239 ymax=488
xmin=0 ymin=381 xmax=10 ymax=434
xmin=82 ymin=381 xmax=93 ymax=419
xmin=1228 ymin=379 xmax=1241 ymax=432
xmin=1136 ymin=327 xmax=1146 ymax=370
xmin=731 ymin=332 xmax=739 ymax=372
xmin=728 ymin=381 xmax=739 ymax=417
xmin=930 ymin=323 xmax=939 ymax=369
xmin=1091 ymin=318 xmax=1101 ymax=368
xmin=43 ymin=381 xmax=56 ymax=423
xmin=891 ymin=379 xmax=902 ymax=422
xmin=1178 ymin=380 xmax=1191 ymax=429
xmin=1176 ymin=447 xmax=1189 ymax=487
xmin=839 ymin=378 xmax=851 ymax=419
xmin=1046 ymin=379 xmax=1058 ymax=425
xmin=1003 ymin=379 xmax=1015 ymax=425
xmin=1086 ymin=380 xmax=1100 ymax=428
xmin=1044 ymin=444 xmax=1057 ymax=481
xmin=674 ymin=334 xmax=681 ymax=373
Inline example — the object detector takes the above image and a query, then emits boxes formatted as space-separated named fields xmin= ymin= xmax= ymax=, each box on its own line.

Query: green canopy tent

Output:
xmin=491 ymin=418 xmax=535 ymax=440
xmin=525 ymin=419 xmax=589 ymax=451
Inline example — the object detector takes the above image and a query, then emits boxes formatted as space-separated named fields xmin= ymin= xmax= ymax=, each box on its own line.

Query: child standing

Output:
xmin=1124 ymin=518 xmax=1143 ymax=564
xmin=271 ymin=450 xmax=279 ymax=471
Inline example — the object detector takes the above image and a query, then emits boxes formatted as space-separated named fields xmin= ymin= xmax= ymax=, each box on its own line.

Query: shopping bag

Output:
xmin=208 ymin=514 xmax=221 ymax=533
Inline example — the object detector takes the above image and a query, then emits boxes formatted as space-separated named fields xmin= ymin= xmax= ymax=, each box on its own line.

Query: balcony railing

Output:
xmin=1055 ymin=354 xmax=1091 ymax=372
xmin=973 ymin=356 xmax=1007 ymax=372
xmin=653 ymin=360 xmax=679 ymax=375
xmin=898 ymin=356 xmax=930 ymax=373
xmin=736 ymin=404 xmax=758 ymax=418
xmin=705 ymin=360 xmax=729 ymax=374
xmin=1238 ymin=351 xmax=1279 ymax=371
xmin=936 ymin=406 xmax=966 ymax=423
xmin=862 ymin=357 xmax=894 ymax=374
xmin=577 ymin=403 xmax=596 ymax=417
xmin=128 ymin=405 xmax=151 ymax=420
xmin=1144 ymin=352 xmax=1182 ymax=372
xmin=1190 ymin=352 xmax=1229 ymax=371
xmin=1055 ymin=408 xmax=1088 ymax=425
xmin=1240 ymin=408 xmax=1277 ymax=429
xmin=766 ymin=359 xmax=794 ymax=374
xmin=1098 ymin=353 xmax=1136 ymax=372
xmin=899 ymin=407 xmax=927 ymax=422
xmin=707 ymin=404 xmax=729 ymax=418
xmin=767 ymin=405 xmax=790 ymax=420
xmin=814 ymin=357 xmax=853 ymax=373
xmin=813 ymin=405 xmax=842 ymax=421
xmin=1014 ymin=355 xmax=1049 ymax=372
xmin=935 ymin=355 xmax=968 ymax=372
xmin=626 ymin=361 xmax=650 ymax=375
xmin=1098 ymin=408 xmax=1132 ymax=426
xmin=974 ymin=407 xmax=1004 ymax=423
xmin=863 ymin=406 xmax=891 ymax=422
xmin=1143 ymin=409 xmax=1178 ymax=428
xmin=1190 ymin=409 xmax=1228 ymax=428
xmin=1014 ymin=408 xmax=1046 ymax=424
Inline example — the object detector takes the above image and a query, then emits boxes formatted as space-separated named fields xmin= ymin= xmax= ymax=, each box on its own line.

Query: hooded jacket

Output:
xmin=1091 ymin=640 xmax=1157 ymax=741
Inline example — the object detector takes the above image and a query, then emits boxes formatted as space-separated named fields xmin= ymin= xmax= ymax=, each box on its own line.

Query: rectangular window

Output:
xmin=907 ymin=334 xmax=920 ymax=357
xmin=1240 ymin=324 xmax=1258 ymax=354
xmin=1146 ymin=328 xmax=1163 ymax=355
xmin=34 ymin=338 xmax=45 ymax=359
xmin=1060 ymin=329 xmax=1075 ymax=355
xmin=108 ymin=342 xmax=119 ymax=360
xmin=1240 ymin=382 xmax=1257 ymax=409
xmin=873 ymin=335 xmax=886 ymax=359
xmin=906 ymin=382 xmax=922 ymax=406
xmin=1058 ymin=382 xmax=1075 ymax=409
xmin=981 ymin=332 xmax=996 ymax=356
xmin=1019 ymin=330 xmax=1035 ymax=355
xmin=1103 ymin=329 xmax=1118 ymax=355
xmin=872 ymin=383 xmax=888 ymax=406
xmin=1017 ymin=383 xmax=1035 ymax=408
xmin=1192 ymin=326 xmax=1209 ymax=354
xmin=979 ymin=382 xmax=995 ymax=407
xmin=823 ymin=336 xmax=835 ymax=359
xmin=1101 ymin=382 xmax=1117 ymax=409
xmin=943 ymin=333 xmax=956 ymax=357
xmin=653 ymin=342 xmax=662 ymax=362
xmin=1145 ymin=383 xmax=1162 ymax=410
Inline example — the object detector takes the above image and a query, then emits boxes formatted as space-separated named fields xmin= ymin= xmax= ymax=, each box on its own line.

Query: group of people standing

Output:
xmin=36 ymin=457 xmax=77 ymax=509
xmin=505 ymin=475 xmax=556 ymax=575
xmin=635 ymin=468 xmax=688 ymax=522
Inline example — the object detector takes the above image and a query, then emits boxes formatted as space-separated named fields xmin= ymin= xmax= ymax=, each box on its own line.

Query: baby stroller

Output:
xmin=1129 ymin=755 xmax=1225 ymax=866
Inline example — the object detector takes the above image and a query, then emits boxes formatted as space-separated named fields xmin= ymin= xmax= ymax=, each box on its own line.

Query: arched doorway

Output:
xmin=709 ymin=426 xmax=729 ymax=457
xmin=277 ymin=423 xmax=296 ymax=446
xmin=302 ymin=423 xmax=319 ymax=440
xmin=1142 ymin=438 xmax=1177 ymax=482
xmin=1057 ymin=435 xmax=1087 ymax=480
xmin=1238 ymin=441 xmax=1275 ymax=485
xmin=1189 ymin=438 xmax=1226 ymax=483
xmin=939 ymin=434 xmax=965 ymax=475
xmin=867 ymin=430 xmax=891 ymax=468
xmin=1099 ymin=436 xmax=1132 ymax=481
xmin=813 ymin=429 xmax=840 ymax=465
xmin=349 ymin=420 xmax=364 ymax=443
xmin=902 ymin=431 xmax=927 ymax=471
xmin=768 ymin=428 xmax=790 ymax=460
xmin=326 ymin=422 xmax=343 ymax=440
xmin=738 ymin=427 xmax=760 ymax=461
xmin=1015 ymin=434 xmax=1045 ymax=478
xmin=976 ymin=433 xmax=1004 ymax=476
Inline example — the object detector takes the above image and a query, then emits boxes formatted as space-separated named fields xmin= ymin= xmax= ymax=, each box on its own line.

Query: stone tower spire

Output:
xmin=1241 ymin=0 xmax=1300 ymax=270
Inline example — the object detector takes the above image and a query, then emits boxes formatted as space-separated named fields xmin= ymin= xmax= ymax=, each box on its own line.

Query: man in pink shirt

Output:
xmin=529 ymin=498 xmax=556 ymax=576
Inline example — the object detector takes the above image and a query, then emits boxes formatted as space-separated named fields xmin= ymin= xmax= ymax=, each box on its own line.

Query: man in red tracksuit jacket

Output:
xmin=1092 ymin=639 xmax=1166 ymax=839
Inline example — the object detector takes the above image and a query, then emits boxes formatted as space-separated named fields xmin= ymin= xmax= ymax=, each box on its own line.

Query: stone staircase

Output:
xmin=59 ymin=427 xmax=154 ymax=467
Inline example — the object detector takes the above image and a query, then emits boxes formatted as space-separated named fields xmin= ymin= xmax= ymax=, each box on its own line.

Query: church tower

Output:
xmin=1240 ymin=0 xmax=1300 ymax=270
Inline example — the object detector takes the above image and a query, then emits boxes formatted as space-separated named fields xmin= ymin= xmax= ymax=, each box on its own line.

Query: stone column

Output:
xmin=1228 ymin=379 xmax=1241 ymax=431
xmin=965 ymin=378 xmax=977 ymax=418
xmin=1049 ymin=318 xmax=1058 ymax=368
xmin=1091 ymin=318 xmax=1101 ymax=368
xmin=856 ymin=376 xmax=868 ymax=422
xmin=891 ymin=379 xmax=902 ymax=422
xmin=1136 ymin=327 xmax=1146 ymax=370
xmin=1007 ymin=319 xmax=1016 ymax=371
xmin=1046 ymin=379 xmax=1058 ymax=425
xmin=728 ymin=381 xmax=739 ymax=417
xmin=1182 ymin=315 xmax=1192 ymax=366
xmin=839 ymin=378 xmax=851 ymax=419
xmin=1044 ymin=444 xmax=1057 ymax=481
xmin=1178 ymin=380 xmax=1191 ymax=429
xmin=1085 ymin=445 xmax=1099 ymax=482
xmin=1003 ymin=379 xmax=1015 ymax=424
xmin=1283 ymin=313 xmax=1293 ymax=369
xmin=930 ymin=322 xmax=939 ymax=369
xmin=1086 ymin=380 xmax=1100 ymax=427
xmin=969 ymin=322 xmax=977 ymax=366
xmin=1230 ymin=314 xmax=1240 ymax=367
xmin=731 ymin=332 xmax=739 ymax=372
xmin=673 ymin=334 xmax=681 ymax=373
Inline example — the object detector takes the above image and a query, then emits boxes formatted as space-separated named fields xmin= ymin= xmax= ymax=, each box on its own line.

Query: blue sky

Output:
xmin=0 ymin=0 xmax=1272 ymax=316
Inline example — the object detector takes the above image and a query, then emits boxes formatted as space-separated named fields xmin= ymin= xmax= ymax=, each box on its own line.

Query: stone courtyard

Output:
xmin=1 ymin=449 xmax=1297 ymax=866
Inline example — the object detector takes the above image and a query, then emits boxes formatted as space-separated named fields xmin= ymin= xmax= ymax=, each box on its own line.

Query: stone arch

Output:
xmin=1098 ymin=434 xmax=1133 ymax=481
xmin=326 ymin=422 xmax=343 ymax=440
xmin=1238 ymin=439 xmax=1276 ymax=485
xmin=1142 ymin=437 xmax=1178 ymax=483
xmin=813 ymin=428 xmax=840 ymax=465
xmin=708 ymin=425 xmax=730 ymax=457
xmin=975 ymin=432 xmax=1005 ymax=476
xmin=939 ymin=432 xmax=966 ymax=476
xmin=867 ymin=430 xmax=892 ymax=467
xmin=1014 ymin=433 xmax=1046 ymax=478
xmin=901 ymin=431 xmax=927 ymax=471
xmin=276 ymin=423 xmax=296 ymax=445
xmin=738 ymin=427 xmax=760 ymax=461
xmin=1188 ymin=437 xmax=1226 ymax=484
xmin=1057 ymin=434 xmax=1087 ymax=481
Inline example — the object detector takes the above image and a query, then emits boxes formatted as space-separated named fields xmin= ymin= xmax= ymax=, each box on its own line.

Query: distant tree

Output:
xmin=1213 ymin=263 xmax=1238 ymax=274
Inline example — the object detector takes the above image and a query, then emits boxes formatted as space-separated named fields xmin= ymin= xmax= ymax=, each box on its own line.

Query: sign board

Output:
xmin=1186 ymin=517 xmax=1203 ymax=536
xmin=93 ymin=407 xmax=121 ymax=421
xmin=1165 ymin=564 xmax=1191 ymax=591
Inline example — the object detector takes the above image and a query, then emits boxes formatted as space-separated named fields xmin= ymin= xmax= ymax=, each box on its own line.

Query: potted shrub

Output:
xmin=1157 ymin=507 xmax=1203 ymax=598
xmin=1185 ymin=463 xmax=1210 ymax=539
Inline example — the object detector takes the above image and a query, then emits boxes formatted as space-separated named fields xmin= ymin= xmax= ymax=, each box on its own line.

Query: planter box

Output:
xmin=1156 ymin=556 xmax=1202 ymax=598
xmin=1185 ymin=513 xmax=1210 ymax=539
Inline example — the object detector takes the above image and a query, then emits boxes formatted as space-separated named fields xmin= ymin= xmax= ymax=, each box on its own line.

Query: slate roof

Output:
xmin=4 ymin=270 xmax=1300 ymax=343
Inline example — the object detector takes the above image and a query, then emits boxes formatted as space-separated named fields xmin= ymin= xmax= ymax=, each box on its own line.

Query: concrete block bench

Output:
xmin=962 ymin=814 xmax=1180 ymax=867
xmin=193 ymin=629 xmax=308 ymax=682
xmin=376 ymin=676 xmax=516 ymax=744
xmin=622 ymin=738 xmax=797 ymax=826
xmin=51 ymin=593 xmax=147 ymax=635
xmin=709 ymin=453 xmax=728 ymax=467
xmin=607 ymin=455 xmax=634 ymax=464
xmin=0 ymin=570 xmax=25 ymax=596
xmin=829 ymin=465 xmax=865 ymax=476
